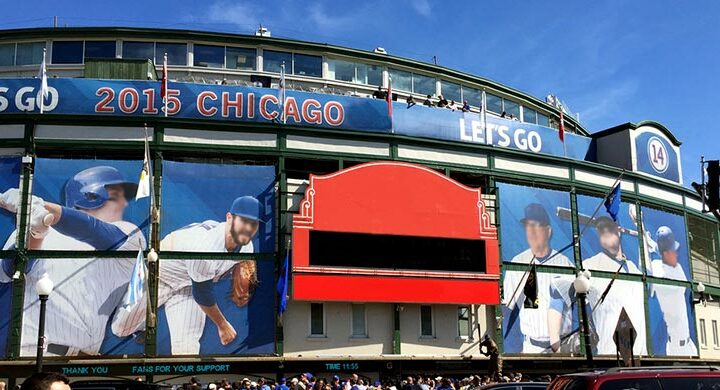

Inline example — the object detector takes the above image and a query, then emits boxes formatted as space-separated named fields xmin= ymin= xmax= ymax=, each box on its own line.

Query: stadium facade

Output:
xmin=0 ymin=27 xmax=718 ymax=384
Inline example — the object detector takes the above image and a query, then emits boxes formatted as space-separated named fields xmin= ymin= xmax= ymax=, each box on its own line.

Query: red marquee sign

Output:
xmin=292 ymin=161 xmax=500 ymax=304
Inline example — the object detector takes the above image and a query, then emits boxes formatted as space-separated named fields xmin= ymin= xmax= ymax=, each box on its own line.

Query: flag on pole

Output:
xmin=161 ymin=52 xmax=168 ymax=117
xmin=386 ymin=76 xmax=393 ymax=119
xmin=135 ymin=128 xmax=151 ymax=200
xmin=604 ymin=182 xmax=621 ymax=222
xmin=481 ymin=90 xmax=488 ymax=129
xmin=123 ymin=249 xmax=146 ymax=307
xmin=276 ymin=252 xmax=289 ymax=315
xmin=558 ymin=109 xmax=565 ymax=142
xmin=38 ymin=48 xmax=48 ymax=114
xmin=278 ymin=62 xmax=286 ymax=124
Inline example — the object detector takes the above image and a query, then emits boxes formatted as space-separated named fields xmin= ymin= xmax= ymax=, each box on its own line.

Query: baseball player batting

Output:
xmin=0 ymin=165 xmax=146 ymax=356
xmin=112 ymin=195 xmax=261 ymax=355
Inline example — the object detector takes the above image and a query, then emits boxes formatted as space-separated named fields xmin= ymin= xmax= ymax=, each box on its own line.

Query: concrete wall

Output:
xmin=696 ymin=300 xmax=720 ymax=360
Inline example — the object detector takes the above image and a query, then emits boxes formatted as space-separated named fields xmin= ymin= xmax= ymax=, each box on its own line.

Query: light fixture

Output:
xmin=694 ymin=282 xmax=708 ymax=306
xmin=35 ymin=273 xmax=54 ymax=297
xmin=147 ymin=248 xmax=159 ymax=263
xmin=574 ymin=271 xmax=591 ymax=295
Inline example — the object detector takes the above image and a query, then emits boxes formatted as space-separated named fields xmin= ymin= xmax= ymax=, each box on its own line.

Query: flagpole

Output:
xmin=163 ymin=53 xmax=168 ymax=118
xmin=482 ymin=89 xmax=488 ymax=131
xmin=279 ymin=61 xmax=286 ymax=124
xmin=38 ymin=48 xmax=47 ymax=114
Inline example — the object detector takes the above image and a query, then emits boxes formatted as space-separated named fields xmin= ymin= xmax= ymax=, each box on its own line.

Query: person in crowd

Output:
xmin=437 ymin=95 xmax=448 ymax=108
xmin=372 ymin=85 xmax=387 ymax=99
xmin=500 ymin=111 xmax=507 ymax=118
xmin=406 ymin=95 xmax=416 ymax=108
xmin=447 ymin=100 xmax=457 ymax=111
xmin=423 ymin=95 xmax=433 ymax=107
xmin=258 ymin=379 xmax=271 ymax=390
xmin=20 ymin=373 xmax=70 ymax=390
xmin=461 ymin=100 xmax=470 ymax=112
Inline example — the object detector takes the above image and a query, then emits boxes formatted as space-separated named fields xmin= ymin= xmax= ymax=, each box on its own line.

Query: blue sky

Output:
xmin=2 ymin=0 xmax=719 ymax=185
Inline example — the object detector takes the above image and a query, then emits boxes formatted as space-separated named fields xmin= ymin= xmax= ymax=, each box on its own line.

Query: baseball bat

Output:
xmin=556 ymin=207 xmax=638 ymax=236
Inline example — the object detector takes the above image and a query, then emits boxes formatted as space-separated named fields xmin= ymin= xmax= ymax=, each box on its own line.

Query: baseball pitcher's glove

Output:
xmin=231 ymin=260 xmax=258 ymax=307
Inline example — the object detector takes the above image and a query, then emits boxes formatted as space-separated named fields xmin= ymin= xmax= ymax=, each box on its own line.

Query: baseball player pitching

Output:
xmin=112 ymin=195 xmax=261 ymax=355
xmin=647 ymin=226 xmax=696 ymax=355
xmin=0 ymin=165 xmax=146 ymax=356
xmin=503 ymin=203 xmax=575 ymax=353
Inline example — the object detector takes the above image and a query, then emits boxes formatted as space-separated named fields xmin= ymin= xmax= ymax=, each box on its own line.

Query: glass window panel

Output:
xmin=524 ymin=107 xmax=538 ymax=124
xmin=366 ymin=64 xmax=383 ymax=86
xmin=310 ymin=303 xmax=324 ymax=335
xmin=51 ymin=41 xmax=84 ymax=64
xmin=0 ymin=44 xmax=15 ymax=66
xmin=263 ymin=50 xmax=292 ymax=73
xmin=713 ymin=320 xmax=719 ymax=347
xmin=293 ymin=53 xmax=322 ymax=77
xmin=16 ymin=42 xmax=45 ymax=65
xmin=700 ymin=319 xmax=707 ymax=346
xmin=389 ymin=69 xmax=412 ymax=92
xmin=486 ymin=93 xmax=503 ymax=114
xmin=464 ymin=87 xmax=482 ymax=107
xmin=689 ymin=215 xmax=720 ymax=285
xmin=327 ymin=58 xmax=355 ymax=82
xmin=413 ymin=73 xmax=436 ymax=96
xmin=193 ymin=44 xmax=224 ymax=68
xmin=155 ymin=42 xmax=186 ymax=65
xmin=226 ymin=47 xmax=255 ymax=70
xmin=537 ymin=112 xmax=550 ymax=127
xmin=420 ymin=305 xmax=433 ymax=336
xmin=84 ymin=41 xmax=115 ymax=59
xmin=504 ymin=99 xmax=520 ymax=118
xmin=351 ymin=304 xmax=366 ymax=337
xmin=122 ymin=41 xmax=154 ymax=61
xmin=598 ymin=379 xmax=660 ymax=390
xmin=457 ymin=306 xmax=470 ymax=337
xmin=441 ymin=81 xmax=462 ymax=102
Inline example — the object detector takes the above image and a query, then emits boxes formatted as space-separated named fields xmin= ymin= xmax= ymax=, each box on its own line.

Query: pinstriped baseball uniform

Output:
xmin=650 ymin=260 xmax=696 ymax=356
xmin=112 ymin=220 xmax=254 ymax=355
xmin=503 ymin=248 xmax=575 ymax=353
xmin=1 ymin=221 xmax=145 ymax=356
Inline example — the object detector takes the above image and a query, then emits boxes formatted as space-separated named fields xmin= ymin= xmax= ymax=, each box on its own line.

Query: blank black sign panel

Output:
xmin=309 ymin=230 xmax=486 ymax=273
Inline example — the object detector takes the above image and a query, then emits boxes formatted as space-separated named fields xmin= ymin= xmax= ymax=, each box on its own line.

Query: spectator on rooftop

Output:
xmin=461 ymin=100 xmax=471 ymax=112
xmin=372 ymin=85 xmax=387 ymax=99
xmin=406 ymin=95 xmax=416 ymax=108
xmin=437 ymin=95 xmax=448 ymax=108
xmin=423 ymin=95 xmax=433 ymax=107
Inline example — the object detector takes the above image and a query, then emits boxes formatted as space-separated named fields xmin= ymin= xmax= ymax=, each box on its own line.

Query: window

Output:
xmin=486 ymin=93 xmax=503 ymax=114
xmin=293 ymin=53 xmax=322 ymax=77
xmin=193 ymin=44 xmax=224 ymax=68
xmin=523 ymin=107 xmax=538 ymax=124
xmin=420 ymin=305 xmax=433 ymax=337
xmin=84 ymin=41 xmax=115 ymax=59
xmin=0 ymin=44 xmax=14 ymax=66
xmin=310 ymin=303 xmax=325 ymax=336
xmin=661 ymin=378 xmax=720 ymax=388
xmin=441 ymin=81 xmax=461 ymax=102
xmin=389 ymin=69 xmax=412 ymax=92
xmin=537 ymin=112 xmax=550 ymax=127
xmin=351 ymin=304 xmax=367 ymax=337
xmin=412 ymin=73 xmax=435 ymax=96
xmin=457 ymin=306 xmax=471 ymax=338
xmin=51 ymin=41 xmax=83 ymax=64
xmin=327 ymin=59 xmax=355 ymax=82
xmin=713 ymin=320 xmax=719 ymax=347
xmin=357 ymin=63 xmax=382 ymax=86
xmin=122 ymin=41 xmax=154 ymax=60
xmin=598 ymin=379 xmax=660 ymax=390
xmin=504 ymin=99 xmax=520 ymax=118
xmin=15 ymin=42 xmax=45 ymax=65
xmin=155 ymin=42 xmax=186 ymax=65
xmin=226 ymin=47 xmax=255 ymax=70
xmin=464 ymin=87 xmax=482 ymax=107
xmin=263 ymin=50 xmax=292 ymax=73
xmin=700 ymin=318 xmax=707 ymax=347
xmin=689 ymin=215 xmax=720 ymax=285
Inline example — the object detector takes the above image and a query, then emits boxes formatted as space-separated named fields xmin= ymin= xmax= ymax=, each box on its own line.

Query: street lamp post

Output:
xmin=574 ymin=270 xmax=593 ymax=367
xmin=35 ymin=273 xmax=54 ymax=373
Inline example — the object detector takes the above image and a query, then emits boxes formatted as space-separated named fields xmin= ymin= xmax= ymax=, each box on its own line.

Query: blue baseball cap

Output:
xmin=230 ymin=196 xmax=262 ymax=222
xmin=656 ymin=226 xmax=680 ymax=253
xmin=520 ymin=203 xmax=550 ymax=226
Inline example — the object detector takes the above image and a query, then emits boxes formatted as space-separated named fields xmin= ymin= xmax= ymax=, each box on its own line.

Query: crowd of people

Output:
xmin=178 ymin=371 xmax=554 ymax=390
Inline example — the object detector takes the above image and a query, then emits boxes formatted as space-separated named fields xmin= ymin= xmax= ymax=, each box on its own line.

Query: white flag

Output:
xmin=38 ymin=48 xmax=48 ymax=114
xmin=135 ymin=132 xmax=151 ymax=199
xmin=278 ymin=62 xmax=286 ymax=123
xmin=123 ymin=249 xmax=146 ymax=307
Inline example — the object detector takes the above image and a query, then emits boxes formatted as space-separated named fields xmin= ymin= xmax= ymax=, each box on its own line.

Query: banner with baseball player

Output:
xmin=1 ymin=157 xmax=149 ymax=357
xmin=640 ymin=206 xmax=697 ymax=356
xmin=0 ymin=156 xmax=21 ymax=358
xmin=157 ymin=161 xmax=275 ymax=355
xmin=498 ymin=182 xmax=577 ymax=354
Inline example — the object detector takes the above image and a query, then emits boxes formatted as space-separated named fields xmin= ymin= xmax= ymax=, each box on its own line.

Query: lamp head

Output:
xmin=574 ymin=272 xmax=591 ymax=295
xmin=35 ymin=273 xmax=54 ymax=296
xmin=147 ymin=248 xmax=159 ymax=263
xmin=698 ymin=282 xmax=706 ymax=293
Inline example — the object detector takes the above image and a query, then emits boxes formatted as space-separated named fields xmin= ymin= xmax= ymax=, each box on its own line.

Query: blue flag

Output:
xmin=277 ymin=253 xmax=289 ymax=315
xmin=604 ymin=183 xmax=621 ymax=222
xmin=123 ymin=249 xmax=146 ymax=307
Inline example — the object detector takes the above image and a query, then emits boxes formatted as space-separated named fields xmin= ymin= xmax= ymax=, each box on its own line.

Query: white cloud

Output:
xmin=203 ymin=1 xmax=264 ymax=31
xmin=411 ymin=0 xmax=432 ymax=17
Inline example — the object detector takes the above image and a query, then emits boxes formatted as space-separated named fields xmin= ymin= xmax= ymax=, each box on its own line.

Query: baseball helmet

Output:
xmin=64 ymin=166 xmax=138 ymax=209
xmin=230 ymin=196 xmax=262 ymax=221
xmin=656 ymin=226 xmax=680 ymax=253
